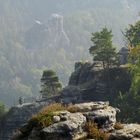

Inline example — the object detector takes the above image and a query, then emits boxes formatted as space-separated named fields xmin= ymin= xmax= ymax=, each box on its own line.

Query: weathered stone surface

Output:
xmin=53 ymin=116 xmax=61 ymax=123
xmin=60 ymin=86 xmax=82 ymax=104
xmin=109 ymin=124 xmax=140 ymax=140
xmin=28 ymin=128 xmax=41 ymax=140
xmin=6 ymin=101 xmax=140 ymax=140
xmin=0 ymin=103 xmax=42 ymax=140
xmin=69 ymin=62 xmax=94 ymax=86
xmin=73 ymin=102 xmax=109 ymax=112
xmin=119 ymin=47 xmax=128 ymax=65
xmin=11 ymin=130 xmax=24 ymax=140
xmin=73 ymin=102 xmax=117 ymax=131
xmin=65 ymin=62 xmax=131 ymax=104
xmin=85 ymin=106 xmax=117 ymax=131
xmin=41 ymin=112 xmax=86 ymax=140
xmin=11 ymin=102 xmax=119 ymax=140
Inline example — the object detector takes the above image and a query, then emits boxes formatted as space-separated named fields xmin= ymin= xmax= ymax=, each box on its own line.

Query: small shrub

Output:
xmin=40 ymin=103 xmax=65 ymax=115
xmin=67 ymin=104 xmax=79 ymax=113
xmin=85 ymin=121 xmax=109 ymax=140
xmin=29 ymin=103 xmax=65 ymax=128
xmin=114 ymin=122 xmax=124 ymax=130
xmin=29 ymin=113 xmax=54 ymax=128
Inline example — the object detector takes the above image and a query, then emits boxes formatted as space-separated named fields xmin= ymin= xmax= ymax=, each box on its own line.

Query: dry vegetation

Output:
xmin=29 ymin=103 xmax=65 ymax=128
xmin=28 ymin=103 xmax=112 ymax=140
xmin=40 ymin=103 xmax=65 ymax=115
xmin=28 ymin=103 xmax=80 ymax=128
xmin=114 ymin=122 xmax=124 ymax=130
xmin=67 ymin=103 xmax=79 ymax=113
xmin=85 ymin=121 xmax=109 ymax=140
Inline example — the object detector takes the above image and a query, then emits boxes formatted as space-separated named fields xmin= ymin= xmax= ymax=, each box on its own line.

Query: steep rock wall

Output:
xmin=61 ymin=62 xmax=131 ymax=104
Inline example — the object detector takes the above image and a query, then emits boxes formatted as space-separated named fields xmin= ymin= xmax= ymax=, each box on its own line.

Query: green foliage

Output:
xmin=116 ymin=20 xmax=140 ymax=123
xmin=116 ymin=91 xmax=140 ymax=123
xmin=89 ymin=27 xmax=118 ymax=69
xmin=125 ymin=20 xmax=140 ymax=93
xmin=40 ymin=70 xmax=62 ymax=98
xmin=29 ymin=103 xmax=65 ymax=127
xmin=124 ymin=21 xmax=140 ymax=47
xmin=30 ymin=113 xmax=54 ymax=128
xmin=0 ymin=102 xmax=6 ymax=117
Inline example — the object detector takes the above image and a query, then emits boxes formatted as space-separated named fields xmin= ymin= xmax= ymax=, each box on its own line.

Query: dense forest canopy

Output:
xmin=0 ymin=0 xmax=140 ymax=107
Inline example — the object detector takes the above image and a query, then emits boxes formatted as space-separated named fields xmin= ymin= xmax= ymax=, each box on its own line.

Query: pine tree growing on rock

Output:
xmin=89 ymin=27 xmax=118 ymax=69
xmin=40 ymin=70 xmax=62 ymax=98
xmin=89 ymin=27 xmax=119 ymax=94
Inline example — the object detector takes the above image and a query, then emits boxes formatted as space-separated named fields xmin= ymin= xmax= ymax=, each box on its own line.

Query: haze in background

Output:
xmin=0 ymin=0 xmax=140 ymax=106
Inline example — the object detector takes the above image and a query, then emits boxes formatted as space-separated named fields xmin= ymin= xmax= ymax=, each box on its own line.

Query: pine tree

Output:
xmin=89 ymin=27 xmax=118 ymax=69
xmin=40 ymin=70 xmax=62 ymax=98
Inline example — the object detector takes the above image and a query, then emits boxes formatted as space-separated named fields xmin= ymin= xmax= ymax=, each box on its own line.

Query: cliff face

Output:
xmin=0 ymin=103 xmax=42 ymax=140
xmin=0 ymin=63 xmax=132 ymax=139
xmin=60 ymin=62 xmax=131 ymax=104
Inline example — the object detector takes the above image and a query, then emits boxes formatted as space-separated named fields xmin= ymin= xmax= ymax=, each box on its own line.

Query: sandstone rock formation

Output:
xmin=42 ymin=111 xmax=86 ymax=140
xmin=60 ymin=61 xmax=131 ymax=104
xmin=0 ymin=61 xmax=133 ymax=140
xmin=2 ymin=101 xmax=140 ymax=140
xmin=110 ymin=124 xmax=140 ymax=140
xmin=119 ymin=47 xmax=128 ymax=65
xmin=11 ymin=102 xmax=118 ymax=140
xmin=0 ymin=103 xmax=42 ymax=140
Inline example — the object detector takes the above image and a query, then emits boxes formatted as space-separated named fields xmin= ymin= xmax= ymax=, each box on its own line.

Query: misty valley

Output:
xmin=0 ymin=0 xmax=140 ymax=140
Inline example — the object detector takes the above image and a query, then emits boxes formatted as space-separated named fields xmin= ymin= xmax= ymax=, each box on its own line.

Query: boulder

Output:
xmin=109 ymin=124 xmax=140 ymax=140
xmin=73 ymin=102 xmax=109 ymax=112
xmin=41 ymin=111 xmax=86 ymax=140
xmin=53 ymin=116 xmax=61 ymax=123
xmin=76 ymin=102 xmax=117 ymax=131
xmin=84 ymin=106 xmax=117 ymax=131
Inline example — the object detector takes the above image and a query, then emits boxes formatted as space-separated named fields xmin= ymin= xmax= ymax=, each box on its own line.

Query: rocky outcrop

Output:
xmin=0 ymin=62 xmax=132 ymax=140
xmin=42 ymin=111 xmax=86 ymax=140
xmin=110 ymin=124 xmax=140 ymax=140
xmin=119 ymin=47 xmax=128 ymax=65
xmin=3 ymin=101 xmax=140 ymax=140
xmin=0 ymin=103 xmax=42 ymax=140
xmin=61 ymin=62 xmax=131 ymax=104
xmin=11 ymin=102 xmax=118 ymax=140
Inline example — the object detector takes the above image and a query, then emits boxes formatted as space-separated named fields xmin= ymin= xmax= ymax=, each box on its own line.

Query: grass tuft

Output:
xmin=67 ymin=104 xmax=79 ymax=113
xmin=114 ymin=122 xmax=124 ymax=130
xmin=85 ymin=121 xmax=109 ymax=140
xmin=29 ymin=103 xmax=65 ymax=128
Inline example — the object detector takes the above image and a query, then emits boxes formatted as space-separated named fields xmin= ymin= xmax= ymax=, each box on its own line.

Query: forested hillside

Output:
xmin=0 ymin=0 xmax=140 ymax=106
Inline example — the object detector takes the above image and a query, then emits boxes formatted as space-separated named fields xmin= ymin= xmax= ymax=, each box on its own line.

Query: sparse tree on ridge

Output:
xmin=89 ymin=27 xmax=118 ymax=69
xmin=40 ymin=70 xmax=62 ymax=98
